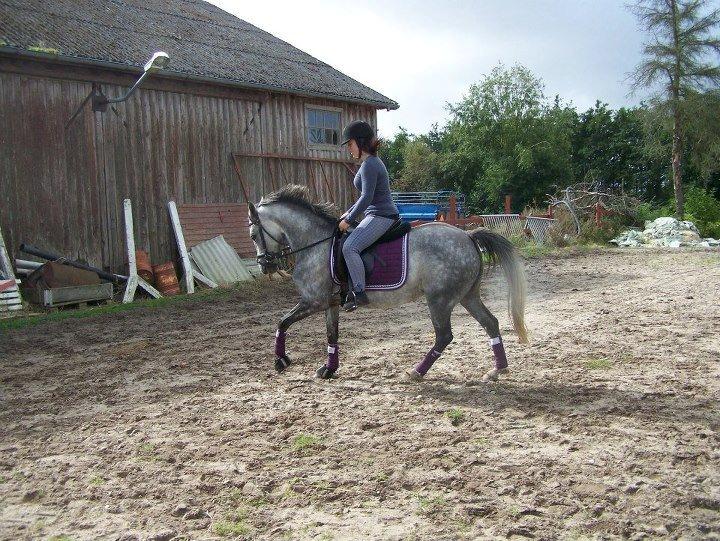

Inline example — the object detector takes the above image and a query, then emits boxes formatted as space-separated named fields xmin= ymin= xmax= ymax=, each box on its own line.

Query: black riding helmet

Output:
xmin=341 ymin=120 xmax=374 ymax=145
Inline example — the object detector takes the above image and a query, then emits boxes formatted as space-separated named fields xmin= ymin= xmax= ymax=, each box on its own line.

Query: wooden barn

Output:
xmin=0 ymin=0 xmax=398 ymax=273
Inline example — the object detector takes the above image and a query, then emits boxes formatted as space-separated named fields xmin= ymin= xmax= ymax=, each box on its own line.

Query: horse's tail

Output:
xmin=468 ymin=228 xmax=529 ymax=343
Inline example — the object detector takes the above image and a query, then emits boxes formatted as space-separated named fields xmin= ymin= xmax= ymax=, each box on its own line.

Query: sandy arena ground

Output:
xmin=1 ymin=248 xmax=719 ymax=540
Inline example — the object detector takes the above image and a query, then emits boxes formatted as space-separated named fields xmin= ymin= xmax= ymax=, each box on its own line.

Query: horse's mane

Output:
xmin=259 ymin=184 xmax=338 ymax=224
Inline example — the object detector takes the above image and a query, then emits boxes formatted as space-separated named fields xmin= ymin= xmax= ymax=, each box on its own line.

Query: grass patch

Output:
xmin=473 ymin=436 xmax=489 ymax=447
xmin=49 ymin=537 xmax=74 ymax=541
xmin=0 ymin=280 xmax=270 ymax=333
xmin=292 ymin=433 xmax=322 ymax=453
xmin=212 ymin=519 xmax=251 ymax=536
xmin=136 ymin=442 xmax=157 ymax=461
xmin=416 ymin=492 xmax=450 ymax=515
xmin=446 ymin=408 xmax=465 ymax=426
xmin=88 ymin=475 xmax=104 ymax=486
xmin=584 ymin=358 xmax=612 ymax=370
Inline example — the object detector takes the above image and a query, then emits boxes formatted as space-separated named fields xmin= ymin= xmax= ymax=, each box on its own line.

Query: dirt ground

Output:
xmin=1 ymin=248 xmax=719 ymax=541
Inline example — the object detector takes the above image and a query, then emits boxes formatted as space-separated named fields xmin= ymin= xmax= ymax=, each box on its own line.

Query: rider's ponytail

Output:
xmin=358 ymin=136 xmax=381 ymax=156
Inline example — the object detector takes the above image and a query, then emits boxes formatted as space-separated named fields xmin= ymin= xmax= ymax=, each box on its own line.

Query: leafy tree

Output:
xmin=378 ymin=127 xmax=411 ymax=181
xmin=442 ymin=63 xmax=575 ymax=212
xmin=629 ymin=0 xmax=720 ymax=217
xmin=392 ymin=139 xmax=443 ymax=191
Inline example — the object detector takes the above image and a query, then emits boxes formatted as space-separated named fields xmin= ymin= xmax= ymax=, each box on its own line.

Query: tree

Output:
xmin=395 ymin=139 xmax=443 ymax=191
xmin=630 ymin=0 xmax=720 ymax=217
xmin=443 ymin=64 xmax=575 ymax=212
xmin=378 ymin=127 xmax=411 ymax=181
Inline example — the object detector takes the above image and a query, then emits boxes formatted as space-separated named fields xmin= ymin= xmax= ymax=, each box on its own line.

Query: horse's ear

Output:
xmin=248 ymin=202 xmax=259 ymax=221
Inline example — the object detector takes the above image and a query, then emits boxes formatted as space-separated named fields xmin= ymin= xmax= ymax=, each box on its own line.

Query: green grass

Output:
xmin=416 ymin=493 xmax=450 ymax=515
xmin=0 ymin=281 xmax=262 ymax=333
xmin=49 ymin=536 xmax=74 ymax=541
xmin=584 ymin=358 xmax=612 ymax=370
xmin=136 ymin=442 xmax=157 ymax=461
xmin=446 ymin=408 xmax=465 ymax=426
xmin=473 ymin=436 xmax=489 ymax=447
xmin=212 ymin=519 xmax=251 ymax=536
xmin=88 ymin=475 xmax=104 ymax=486
xmin=292 ymin=433 xmax=322 ymax=453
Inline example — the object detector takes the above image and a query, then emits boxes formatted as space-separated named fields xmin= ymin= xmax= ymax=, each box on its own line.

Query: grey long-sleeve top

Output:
xmin=345 ymin=156 xmax=399 ymax=223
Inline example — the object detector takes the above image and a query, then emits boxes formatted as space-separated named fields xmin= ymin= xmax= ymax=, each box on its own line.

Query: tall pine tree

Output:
xmin=630 ymin=0 xmax=720 ymax=217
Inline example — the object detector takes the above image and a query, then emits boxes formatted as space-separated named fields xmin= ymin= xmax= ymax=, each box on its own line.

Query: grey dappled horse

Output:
xmin=248 ymin=185 xmax=528 ymax=382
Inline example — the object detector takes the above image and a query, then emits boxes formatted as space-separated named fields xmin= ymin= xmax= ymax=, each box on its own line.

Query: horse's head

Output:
xmin=248 ymin=202 xmax=288 ymax=275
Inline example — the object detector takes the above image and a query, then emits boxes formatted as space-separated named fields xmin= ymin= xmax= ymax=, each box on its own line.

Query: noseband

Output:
xmin=249 ymin=213 xmax=337 ymax=268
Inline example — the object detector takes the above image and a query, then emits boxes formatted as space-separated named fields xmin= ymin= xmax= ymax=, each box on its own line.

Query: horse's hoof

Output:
xmin=315 ymin=365 xmax=337 ymax=379
xmin=404 ymin=368 xmax=424 ymax=382
xmin=275 ymin=355 xmax=292 ymax=372
xmin=482 ymin=368 xmax=508 ymax=382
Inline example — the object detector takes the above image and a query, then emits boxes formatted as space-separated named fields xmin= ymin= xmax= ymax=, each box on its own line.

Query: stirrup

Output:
xmin=343 ymin=291 xmax=368 ymax=312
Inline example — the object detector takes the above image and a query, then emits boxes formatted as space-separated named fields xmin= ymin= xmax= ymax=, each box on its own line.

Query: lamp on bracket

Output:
xmin=65 ymin=51 xmax=170 ymax=128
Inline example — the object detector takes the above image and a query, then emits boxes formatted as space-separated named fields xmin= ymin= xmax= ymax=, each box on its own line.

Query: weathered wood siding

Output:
xmin=0 ymin=58 xmax=376 ymax=272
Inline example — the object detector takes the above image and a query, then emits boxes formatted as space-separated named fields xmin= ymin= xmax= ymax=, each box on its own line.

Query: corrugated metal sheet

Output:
xmin=526 ymin=217 xmax=556 ymax=244
xmin=190 ymin=235 xmax=253 ymax=287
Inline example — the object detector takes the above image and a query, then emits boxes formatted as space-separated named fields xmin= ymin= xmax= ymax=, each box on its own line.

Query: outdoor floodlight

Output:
xmin=144 ymin=51 xmax=170 ymax=72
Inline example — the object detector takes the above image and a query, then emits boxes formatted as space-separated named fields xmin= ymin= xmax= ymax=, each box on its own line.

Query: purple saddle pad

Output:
xmin=331 ymin=233 xmax=409 ymax=291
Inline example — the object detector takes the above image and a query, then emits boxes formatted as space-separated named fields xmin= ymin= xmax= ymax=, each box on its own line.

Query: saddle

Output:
xmin=332 ymin=219 xmax=411 ymax=288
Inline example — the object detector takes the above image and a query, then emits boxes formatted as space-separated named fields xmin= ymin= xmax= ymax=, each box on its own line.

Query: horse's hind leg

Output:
xmin=405 ymin=299 xmax=454 ymax=381
xmin=316 ymin=306 xmax=340 ymax=379
xmin=460 ymin=293 xmax=509 ymax=382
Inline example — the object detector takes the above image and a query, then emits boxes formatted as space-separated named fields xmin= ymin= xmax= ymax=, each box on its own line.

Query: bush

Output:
xmin=685 ymin=187 xmax=720 ymax=238
xmin=579 ymin=215 xmax=630 ymax=244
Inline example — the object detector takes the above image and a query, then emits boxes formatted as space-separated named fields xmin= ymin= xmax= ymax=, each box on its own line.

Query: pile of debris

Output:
xmin=611 ymin=217 xmax=720 ymax=248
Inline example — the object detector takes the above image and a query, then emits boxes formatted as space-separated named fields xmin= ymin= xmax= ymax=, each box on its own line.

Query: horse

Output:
xmin=247 ymin=185 xmax=528 ymax=382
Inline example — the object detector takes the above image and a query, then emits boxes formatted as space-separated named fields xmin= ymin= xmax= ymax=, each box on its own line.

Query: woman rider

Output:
xmin=339 ymin=120 xmax=400 ymax=312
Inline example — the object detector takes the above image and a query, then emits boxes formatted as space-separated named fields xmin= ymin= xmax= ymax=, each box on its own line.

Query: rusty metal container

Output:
xmin=152 ymin=262 xmax=180 ymax=295
xmin=135 ymin=250 xmax=154 ymax=283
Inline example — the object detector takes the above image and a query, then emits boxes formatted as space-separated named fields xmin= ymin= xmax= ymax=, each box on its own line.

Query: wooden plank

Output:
xmin=233 ymin=151 xmax=356 ymax=166
xmin=168 ymin=200 xmax=194 ymax=294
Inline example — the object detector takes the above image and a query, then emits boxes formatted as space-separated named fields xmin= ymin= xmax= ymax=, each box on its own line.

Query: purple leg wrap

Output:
xmin=414 ymin=349 xmax=442 ymax=376
xmin=490 ymin=336 xmax=508 ymax=370
xmin=275 ymin=329 xmax=287 ymax=357
xmin=327 ymin=343 xmax=339 ymax=371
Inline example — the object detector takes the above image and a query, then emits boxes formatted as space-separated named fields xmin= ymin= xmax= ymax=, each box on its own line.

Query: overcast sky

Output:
xmin=210 ymin=0 xmax=655 ymax=138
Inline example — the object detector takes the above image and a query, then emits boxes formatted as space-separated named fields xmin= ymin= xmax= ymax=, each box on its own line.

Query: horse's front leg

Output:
xmin=274 ymin=301 xmax=323 ymax=372
xmin=316 ymin=305 xmax=340 ymax=379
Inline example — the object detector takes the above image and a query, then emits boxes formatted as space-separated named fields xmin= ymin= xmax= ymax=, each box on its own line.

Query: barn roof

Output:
xmin=0 ymin=0 xmax=399 ymax=110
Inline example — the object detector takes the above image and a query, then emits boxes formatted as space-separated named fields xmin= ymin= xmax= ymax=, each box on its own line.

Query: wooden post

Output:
xmin=122 ymin=199 xmax=163 ymax=303
xmin=231 ymin=153 xmax=251 ymax=203
xmin=318 ymin=161 xmax=335 ymax=203
xmin=167 ymin=201 xmax=218 ymax=293
xmin=448 ymin=194 xmax=458 ymax=224
xmin=504 ymin=195 xmax=512 ymax=214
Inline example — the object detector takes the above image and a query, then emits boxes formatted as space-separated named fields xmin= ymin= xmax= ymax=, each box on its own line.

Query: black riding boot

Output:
xmin=342 ymin=290 xmax=369 ymax=312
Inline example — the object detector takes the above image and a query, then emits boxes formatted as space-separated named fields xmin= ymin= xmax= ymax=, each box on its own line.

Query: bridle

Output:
xmin=249 ymin=212 xmax=337 ymax=269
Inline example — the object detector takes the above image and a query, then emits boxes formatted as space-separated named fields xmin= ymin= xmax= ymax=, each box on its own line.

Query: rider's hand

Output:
xmin=338 ymin=219 xmax=351 ymax=232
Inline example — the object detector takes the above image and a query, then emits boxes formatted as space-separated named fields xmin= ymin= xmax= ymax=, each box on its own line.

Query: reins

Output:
xmin=250 ymin=214 xmax=337 ymax=267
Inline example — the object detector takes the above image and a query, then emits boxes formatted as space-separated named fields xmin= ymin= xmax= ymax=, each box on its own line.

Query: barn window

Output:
xmin=306 ymin=106 xmax=341 ymax=146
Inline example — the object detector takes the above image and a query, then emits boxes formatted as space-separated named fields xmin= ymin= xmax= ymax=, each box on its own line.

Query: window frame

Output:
xmin=304 ymin=104 xmax=343 ymax=150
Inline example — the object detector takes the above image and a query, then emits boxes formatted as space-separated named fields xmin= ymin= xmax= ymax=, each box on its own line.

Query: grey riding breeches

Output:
xmin=342 ymin=215 xmax=396 ymax=292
